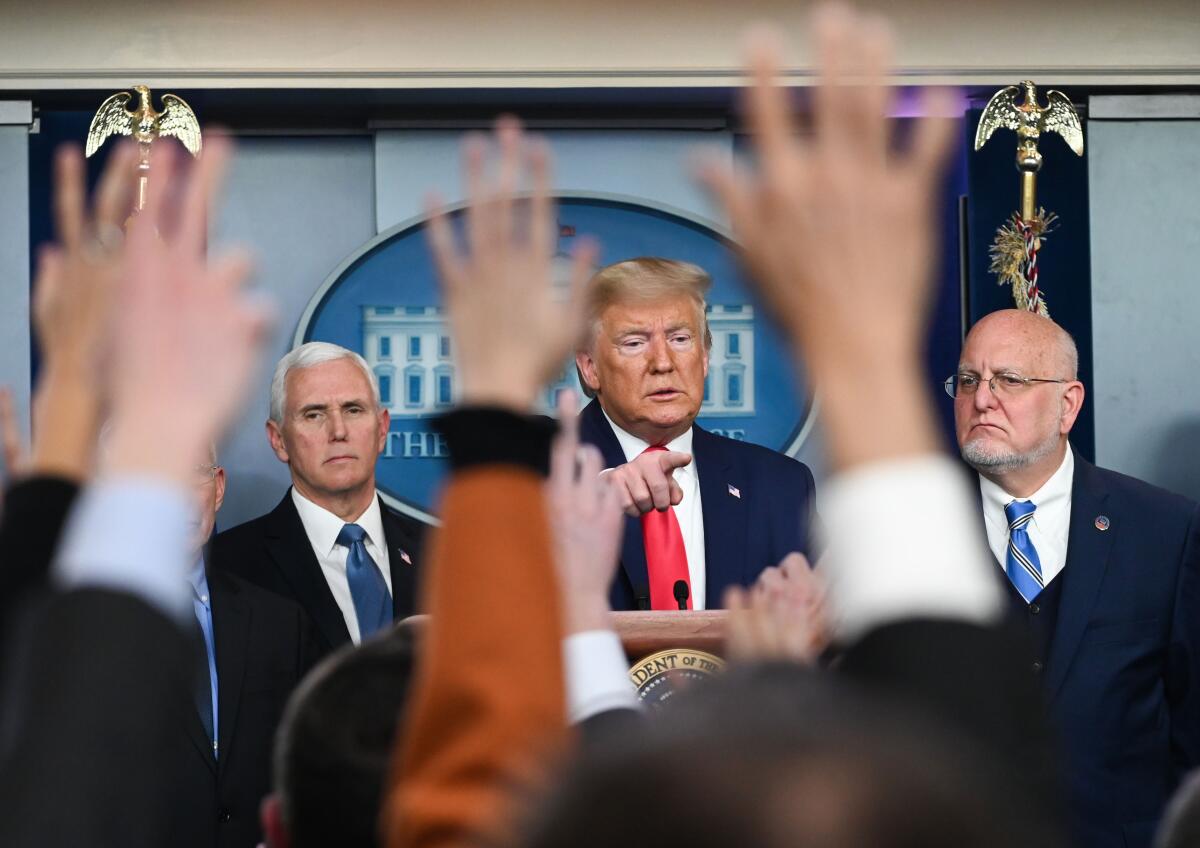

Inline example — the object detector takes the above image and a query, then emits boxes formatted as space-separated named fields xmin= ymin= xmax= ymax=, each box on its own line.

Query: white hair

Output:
xmin=269 ymin=342 xmax=380 ymax=424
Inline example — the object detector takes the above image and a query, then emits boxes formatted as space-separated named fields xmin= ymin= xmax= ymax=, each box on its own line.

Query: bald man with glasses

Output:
xmin=949 ymin=308 xmax=1200 ymax=848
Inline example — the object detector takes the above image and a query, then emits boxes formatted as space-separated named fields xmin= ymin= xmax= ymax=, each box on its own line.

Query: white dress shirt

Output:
xmin=821 ymin=455 xmax=1004 ymax=643
xmin=603 ymin=410 xmax=707 ymax=610
xmin=977 ymin=448 xmax=1073 ymax=589
xmin=291 ymin=487 xmax=393 ymax=644
xmin=55 ymin=476 xmax=193 ymax=622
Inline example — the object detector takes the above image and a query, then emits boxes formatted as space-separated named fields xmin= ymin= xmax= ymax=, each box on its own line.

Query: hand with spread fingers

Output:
xmin=425 ymin=116 xmax=598 ymax=412
xmin=547 ymin=391 xmax=624 ymax=633
xmin=724 ymin=552 xmax=829 ymax=664
xmin=26 ymin=142 xmax=139 ymax=481
xmin=699 ymin=5 xmax=956 ymax=470
xmin=102 ymin=136 xmax=271 ymax=485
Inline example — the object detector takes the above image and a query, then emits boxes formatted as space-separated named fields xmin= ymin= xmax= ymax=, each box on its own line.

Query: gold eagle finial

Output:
xmin=974 ymin=80 xmax=1083 ymax=159
xmin=86 ymin=85 xmax=202 ymax=158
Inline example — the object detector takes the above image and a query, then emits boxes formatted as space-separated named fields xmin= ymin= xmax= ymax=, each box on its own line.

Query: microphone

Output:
xmin=635 ymin=590 xmax=650 ymax=611
xmin=673 ymin=580 xmax=690 ymax=611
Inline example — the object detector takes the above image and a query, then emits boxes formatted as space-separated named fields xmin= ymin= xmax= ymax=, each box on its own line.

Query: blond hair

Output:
xmin=576 ymin=257 xmax=713 ymax=398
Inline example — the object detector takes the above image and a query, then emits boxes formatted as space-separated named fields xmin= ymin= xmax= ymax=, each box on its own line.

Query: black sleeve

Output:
xmin=0 ymin=589 xmax=190 ymax=848
xmin=0 ymin=476 xmax=80 ymax=641
xmin=435 ymin=408 xmax=557 ymax=475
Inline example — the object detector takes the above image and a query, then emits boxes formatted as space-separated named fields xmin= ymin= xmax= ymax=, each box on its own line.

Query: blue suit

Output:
xmin=1017 ymin=453 xmax=1200 ymax=848
xmin=578 ymin=399 xmax=818 ymax=611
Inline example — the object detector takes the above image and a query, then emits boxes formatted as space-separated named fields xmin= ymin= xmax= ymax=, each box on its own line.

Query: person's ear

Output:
xmin=1060 ymin=381 xmax=1085 ymax=435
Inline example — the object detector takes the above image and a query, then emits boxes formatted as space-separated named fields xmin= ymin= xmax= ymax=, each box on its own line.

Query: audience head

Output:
xmin=523 ymin=663 xmax=1058 ymax=848
xmin=574 ymin=257 xmax=712 ymax=444
xmin=266 ymin=342 xmax=387 ymax=515
xmin=188 ymin=443 xmax=226 ymax=557
xmin=262 ymin=623 xmax=417 ymax=848
xmin=953 ymin=309 xmax=1084 ymax=492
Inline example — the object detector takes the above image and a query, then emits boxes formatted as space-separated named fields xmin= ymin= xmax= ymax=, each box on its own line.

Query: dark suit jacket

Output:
xmin=212 ymin=490 xmax=424 ymax=657
xmin=577 ymin=399 xmax=817 ymax=610
xmin=169 ymin=567 xmax=313 ymax=848
xmin=0 ymin=589 xmax=191 ymax=848
xmin=1029 ymin=454 xmax=1200 ymax=848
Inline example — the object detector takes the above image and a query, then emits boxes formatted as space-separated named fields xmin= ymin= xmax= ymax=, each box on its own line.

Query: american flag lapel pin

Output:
xmin=728 ymin=484 xmax=741 ymax=499
xmin=399 ymin=549 xmax=413 ymax=565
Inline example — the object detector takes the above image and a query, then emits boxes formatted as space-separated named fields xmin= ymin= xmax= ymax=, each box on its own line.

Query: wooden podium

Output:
xmin=614 ymin=610 xmax=728 ymax=661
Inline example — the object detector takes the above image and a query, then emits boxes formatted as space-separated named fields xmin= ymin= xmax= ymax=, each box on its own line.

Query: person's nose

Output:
xmin=328 ymin=410 xmax=349 ymax=440
xmin=972 ymin=376 xmax=999 ymax=412
xmin=647 ymin=334 xmax=674 ymax=373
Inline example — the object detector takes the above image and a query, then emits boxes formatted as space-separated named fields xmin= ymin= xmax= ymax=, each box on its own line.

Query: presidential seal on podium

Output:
xmin=629 ymin=647 xmax=725 ymax=712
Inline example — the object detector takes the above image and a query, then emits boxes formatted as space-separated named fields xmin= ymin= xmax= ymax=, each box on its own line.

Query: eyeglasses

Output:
xmin=943 ymin=372 xmax=1068 ymax=399
xmin=192 ymin=464 xmax=219 ymax=486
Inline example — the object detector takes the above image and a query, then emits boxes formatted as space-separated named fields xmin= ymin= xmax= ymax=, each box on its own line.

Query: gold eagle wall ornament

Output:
xmin=974 ymin=80 xmax=1084 ymax=318
xmin=85 ymin=85 xmax=202 ymax=212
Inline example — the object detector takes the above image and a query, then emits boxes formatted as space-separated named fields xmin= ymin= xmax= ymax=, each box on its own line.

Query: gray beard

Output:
xmin=961 ymin=429 xmax=1060 ymax=474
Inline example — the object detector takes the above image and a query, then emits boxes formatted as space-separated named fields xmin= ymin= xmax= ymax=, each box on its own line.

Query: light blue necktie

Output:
xmin=337 ymin=523 xmax=393 ymax=639
xmin=1004 ymin=500 xmax=1044 ymax=603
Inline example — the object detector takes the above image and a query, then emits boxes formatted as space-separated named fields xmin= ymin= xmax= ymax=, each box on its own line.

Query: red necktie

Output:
xmin=640 ymin=446 xmax=693 ymax=611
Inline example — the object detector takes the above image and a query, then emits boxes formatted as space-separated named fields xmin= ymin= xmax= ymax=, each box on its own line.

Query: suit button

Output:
xmin=1031 ymin=661 xmax=1043 ymax=674
xmin=1029 ymin=603 xmax=1040 ymax=615
xmin=218 ymin=810 xmax=232 ymax=823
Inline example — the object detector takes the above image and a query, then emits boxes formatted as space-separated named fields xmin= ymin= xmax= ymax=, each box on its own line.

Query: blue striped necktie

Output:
xmin=337 ymin=523 xmax=393 ymax=640
xmin=1004 ymin=500 xmax=1044 ymax=603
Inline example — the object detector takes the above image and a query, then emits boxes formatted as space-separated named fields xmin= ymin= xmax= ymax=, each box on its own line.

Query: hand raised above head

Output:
xmin=426 ymin=116 xmax=599 ymax=413
xmin=37 ymin=141 xmax=138 ymax=378
xmin=547 ymin=390 xmax=624 ymax=634
xmin=699 ymin=6 xmax=956 ymax=372
xmin=602 ymin=449 xmax=692 ymax=517
xmin=103 ymin=135 xmax=272 ymax=484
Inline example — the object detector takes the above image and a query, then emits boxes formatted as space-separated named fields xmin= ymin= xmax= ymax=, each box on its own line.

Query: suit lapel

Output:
xmin=381 ymin=499 xmax=420 ymax=618
xmin=580 ymin=400 xmax=652 ymax=606
xmin=1044 ymin=454 xmax=1116 ymax=702
xmin=264 ymin=493 xmax=351 ymax=649
xmin=211 ymin=571 xmax=249 ymax=775
xmin=693 ymin=427 xmax=748 ymax=607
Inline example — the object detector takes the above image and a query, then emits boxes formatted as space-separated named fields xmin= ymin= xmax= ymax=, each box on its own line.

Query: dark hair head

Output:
xmin=522 ymin=662 xmax=1061 ymax=848
xmin=274 ymin=623 xmax=416 ymax=848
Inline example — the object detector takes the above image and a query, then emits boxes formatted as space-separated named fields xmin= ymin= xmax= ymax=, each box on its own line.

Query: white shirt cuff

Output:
xmin=563 ymin=629 xmax=641 ymax=723
xmin=820 ymin=454 xmax=1003 ymax=644
xmin=53 ymin=476 xmax=194 ymax=623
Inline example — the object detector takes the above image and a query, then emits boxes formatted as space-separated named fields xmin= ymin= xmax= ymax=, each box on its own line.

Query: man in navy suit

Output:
xmin=952 ymin=309 xmax=1200 ymax=848
xmin=215 ymin=343 xmax=423 ymax=658
xmin=574 ymin=257 xmax=818 ymax=611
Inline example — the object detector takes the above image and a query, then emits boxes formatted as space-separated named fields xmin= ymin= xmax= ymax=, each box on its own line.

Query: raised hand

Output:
xmin=547 ymin=391 xmax=624 ymax=633
xmin=724 ymin=552 xmax=829 ymax=664
xmin=38 ymin=142 xmax=137 ymax=378
xmin=699 ymin=5 xmax=955 ymax=469
xmin=426 ymin=116 xmax=598 ymax=412
xmin=103 ymin=136 xmax=271 ymax=484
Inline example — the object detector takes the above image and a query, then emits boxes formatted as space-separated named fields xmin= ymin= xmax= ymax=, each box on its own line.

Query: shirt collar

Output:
xmin=602 ymin=408 xmax=694 ymax=470
xmin=291 ymin=487 xmax=385 ymax=557
xmin=978 ymin=445 xmax=1074 ymax=522
xmin=187 ymin=555 xmax=209 ymax=602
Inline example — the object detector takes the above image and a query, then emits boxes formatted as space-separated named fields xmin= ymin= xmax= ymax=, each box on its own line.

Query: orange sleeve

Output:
xmin=382 ymin=466 xmax=567 ymax=848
